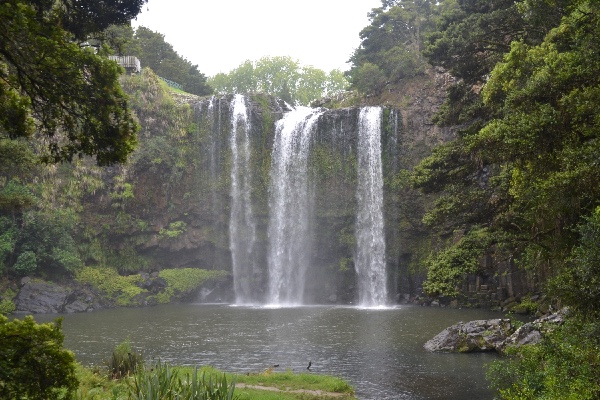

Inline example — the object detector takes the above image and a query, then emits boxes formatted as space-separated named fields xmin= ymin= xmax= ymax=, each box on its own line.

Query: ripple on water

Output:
xmin=35 ymin=303 xmax=504 ymax=400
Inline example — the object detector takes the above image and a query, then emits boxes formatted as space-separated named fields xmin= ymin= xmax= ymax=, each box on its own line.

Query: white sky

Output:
xmin=131 ymin=0 xmax=382 ymax=77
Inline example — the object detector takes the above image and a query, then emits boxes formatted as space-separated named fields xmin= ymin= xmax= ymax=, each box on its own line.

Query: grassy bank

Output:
xmin=76 ymin=363 xmax=356 ymax=400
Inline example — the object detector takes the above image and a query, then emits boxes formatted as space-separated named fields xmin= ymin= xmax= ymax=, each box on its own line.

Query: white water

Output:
xmin=229 ymin=94 xmax=257 ymax=304
xmin=267 ymin=107 xmax=323 ymax=305
xmin=355 ymin=107 xmax=388 ymax=306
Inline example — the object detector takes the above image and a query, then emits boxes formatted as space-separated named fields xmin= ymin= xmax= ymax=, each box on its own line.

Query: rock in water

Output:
xmin=424 ymin=319 xmax=514 ymax=353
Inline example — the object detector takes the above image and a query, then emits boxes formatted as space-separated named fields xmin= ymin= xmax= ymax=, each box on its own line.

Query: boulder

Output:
xmin=14 ymin=281 xmax=105 ymax=314
xmin=497 ymin=308 xmax=568 ymax=353
xmin=424 ymin=319 xmax=514 ymax=353
xmin=14 ymin=281 xmax=72 ymax=314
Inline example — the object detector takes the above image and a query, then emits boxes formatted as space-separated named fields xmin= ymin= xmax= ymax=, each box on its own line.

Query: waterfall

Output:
xmin=267 ymin=107 xmax=323 ymax=305
xmin=355 ymin=107 xmax=388 ymax=306
xmin=229 ymin=94 xmax=257 ymax=304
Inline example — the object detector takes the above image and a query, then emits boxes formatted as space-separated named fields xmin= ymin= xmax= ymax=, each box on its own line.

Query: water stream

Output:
xmin=355 ymin=107 xmax=387 ymax=306
xmin=267 ymin=107 xmax=323 ymax=305
xmin=229 ymin=94 xmax=258 ymax=304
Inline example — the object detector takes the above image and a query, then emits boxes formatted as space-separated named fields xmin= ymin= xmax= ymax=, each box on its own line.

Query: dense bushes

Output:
xmin=0 ymin=315 xmax=78 ymax=399
xmin=487 ymin=318 xmax=600 ymax=399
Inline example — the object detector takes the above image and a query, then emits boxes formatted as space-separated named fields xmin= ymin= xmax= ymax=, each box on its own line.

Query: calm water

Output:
xmin=35 ymin=304 xmax=505 ymax=399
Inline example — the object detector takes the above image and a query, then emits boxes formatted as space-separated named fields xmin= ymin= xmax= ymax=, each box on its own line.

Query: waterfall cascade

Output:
xmin=267 ymin=107 xmax=323 ymax=305
xmin=197 ymin=96 xmax=394 ymax=306
xmin=355 ymin=107 xmax=388 ymax=306
xmin=229 ymin=95 xmax=258 ymax=304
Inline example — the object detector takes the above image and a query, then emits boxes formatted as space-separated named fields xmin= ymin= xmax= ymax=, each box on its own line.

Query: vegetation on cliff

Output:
xmin=0 ymin=0 xmax=144 ymax=165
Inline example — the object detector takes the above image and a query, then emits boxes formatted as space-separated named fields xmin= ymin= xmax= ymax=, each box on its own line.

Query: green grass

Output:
xmin=234 ymin=369 xmax=354 ymax=394
xmin=74 ymin=364 xmax=356 ymax=400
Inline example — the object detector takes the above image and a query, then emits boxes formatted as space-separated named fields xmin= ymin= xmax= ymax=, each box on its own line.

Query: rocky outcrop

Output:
xmin=424 ymin=310 xmax=569 ymax=353
xmin=14 ymin=281 xmax=103 ymax=314
xmin=424 ymin=319 xmax=514 ymax=352
xmin=497 ymin=308 xmax=568 ymax=353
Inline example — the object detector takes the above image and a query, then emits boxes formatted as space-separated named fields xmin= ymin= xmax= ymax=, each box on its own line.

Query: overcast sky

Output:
xmin=131 ymin=0 xmax=382 ymax=77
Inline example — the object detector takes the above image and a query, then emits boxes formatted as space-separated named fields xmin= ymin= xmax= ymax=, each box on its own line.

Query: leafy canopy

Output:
xmin=413 ymin=0 xmax=600 ymax=300
xmin=0 ymin=315 xmax=78 ymax=399
xmin=0 ymin=0 xmax=146 ymax=165
xmin=209 ymin=56 xmax=348 ymax=106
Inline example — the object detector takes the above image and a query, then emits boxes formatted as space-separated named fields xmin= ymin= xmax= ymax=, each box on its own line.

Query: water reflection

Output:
xmin=35 ymin=304 xmax=503 ymax=399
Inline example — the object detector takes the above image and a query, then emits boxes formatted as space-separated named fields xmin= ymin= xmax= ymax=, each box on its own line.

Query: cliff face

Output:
xmin=78 ymin=68 xmax=455 ymax=304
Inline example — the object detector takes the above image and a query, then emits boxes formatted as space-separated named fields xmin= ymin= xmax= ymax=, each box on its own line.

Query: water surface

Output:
xmin=36 ymin=304 xmax=504 ymax=399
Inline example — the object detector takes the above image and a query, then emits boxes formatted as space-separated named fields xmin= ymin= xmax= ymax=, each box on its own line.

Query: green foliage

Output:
xmin=551 ymin=207 xmax=600 ymax=319
xmin=157 ymin=268 xmax=227 ymax=304
xmin=414 ymin=0 xmax=600 ymax=292
xmin=0 ymin=315 xmax=78 ymax=399
xmin=0 ymin=217 xmax=16 ymax=272
xmin=130 ymin=360 xmax=238 ymax=400
xmin=351 ymin=63 xmax=387 ymax=96
xmin=76 ymin=267 xmax=145 ymax=306
xmin=487 ymin=318 xmax=600 ymax=399
xmin=0 ymin=0 xmax=140 ymax=165
xmin=106 ymin=340 xmax=143 ymax=379
xmin=0 ymin=179 xmax=37 ymax=215
xmin=13 ymin=249 xmax=37 ymax=275
xmin=348 ymin=0 xmax=435 ymax=93
xmin=16 ymin=209 xmax=83 ymax=275
xmin=74 ymin=363 xmax=130 ymax=400
xmin=0 ymin=299 xmax=15 ymax=315
xmin=127 ymin=26 xmax=212 ymax=96
xmin=208 ymin=56 xmax=348 ymax=105
xmin=159 ymin=221 xmax=188 ymax=239
xmin=422 ymin=227 xmax=492 ymax=296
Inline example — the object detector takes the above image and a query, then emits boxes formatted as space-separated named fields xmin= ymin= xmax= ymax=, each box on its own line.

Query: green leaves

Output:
xmin=0 ymin=0 xmax=140 ymax=165
xmin=348 ymin=0 xmax=434 ymax=92
xmin=414 ymin=1 xmax=600 ymax=297
xmin=132 ymin=27 xmax=212 ymax=96
xmin=422 ymin=227 xmax=492 ymax=296
xmin=208 ymin=56 xmax=349 ymax=106
xmin=0 ymin=315 xmax=78 ymax=399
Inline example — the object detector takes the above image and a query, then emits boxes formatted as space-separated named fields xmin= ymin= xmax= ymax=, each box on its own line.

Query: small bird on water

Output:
xmin=307 ymin=361 xmax=312 ymax=371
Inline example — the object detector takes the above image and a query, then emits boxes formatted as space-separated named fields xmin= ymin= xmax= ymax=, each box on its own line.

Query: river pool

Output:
xmin=36 ymin=303 xmax=506 ymax=399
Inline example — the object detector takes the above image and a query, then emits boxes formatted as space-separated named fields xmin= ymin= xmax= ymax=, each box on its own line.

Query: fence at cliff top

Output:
xmin=159 ymin=77 xmax=183 ymax=91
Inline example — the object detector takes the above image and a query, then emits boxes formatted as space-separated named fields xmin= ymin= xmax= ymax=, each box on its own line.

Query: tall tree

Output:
xmin=413 ymin=0 xmax=600 ymax=297
xmin=0 ymin=0 xmax=145 ymax=165
xmin=209 ymin=56 xmax=348 ymax=105
xmin=348 ymin=0 xmax=437 ymax=94
xmin=132 ymin=26 xmax=212 ymax=96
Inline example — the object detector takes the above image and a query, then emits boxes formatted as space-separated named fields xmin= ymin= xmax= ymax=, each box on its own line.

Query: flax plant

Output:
xmin=129 ymin=360 xmax=238 ymax=400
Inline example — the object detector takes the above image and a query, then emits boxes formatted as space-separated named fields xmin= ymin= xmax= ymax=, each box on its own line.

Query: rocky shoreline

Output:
xmin=424 ymin=308 xmax=568 ymax=354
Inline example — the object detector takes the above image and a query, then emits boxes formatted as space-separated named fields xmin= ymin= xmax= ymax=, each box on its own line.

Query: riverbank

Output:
xmin=76 ymin=363 xmax=356 ymax=400
xmin=0 ymin=268 xmax=231 ymax=315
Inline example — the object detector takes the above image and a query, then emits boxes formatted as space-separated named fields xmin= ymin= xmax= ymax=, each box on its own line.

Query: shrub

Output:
xmin=0 ymin=298 xmax=15 ymax=315
xmin=487 ymin=318 xmax=600 ymax=399
xmin=76 ymin=266 xmax=145 ymax=306
xmin=106 ymin=339 xmax=143 ymax=379
xmin=157 ymin=268 xmax=227 ymax=304
xmin=0 ymin=315 xmax=78 ymax=399
xmin=13 ymin=250 xmax=37 ymax=275
xmin=130 ymin=360 xmax=238 ymax=400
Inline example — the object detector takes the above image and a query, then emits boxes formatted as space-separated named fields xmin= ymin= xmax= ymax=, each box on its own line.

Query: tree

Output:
xmin=423 ymin=0 xmax=569 ymax=126
xmin=208 ymin=57 xmax=348 ymax=105
xmin=0 ymin=0 xmax=144 ymax=165
xmin=413 ymin=0 xmax=600 ymax=296
xmin=348 ymin=0 xmax=436 ymax=92
xmin=0 ymin=315 xmax=78 ymax=399
xmin=132 ymin=26 xmax=212 ymax=96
